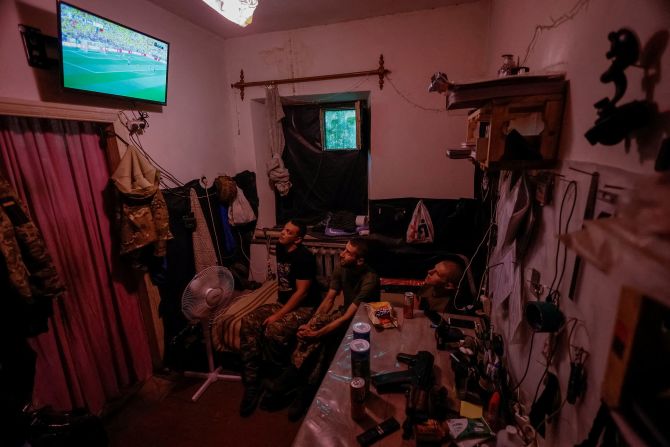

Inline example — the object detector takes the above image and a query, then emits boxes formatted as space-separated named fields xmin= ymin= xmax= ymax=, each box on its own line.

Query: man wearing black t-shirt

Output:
xmin=238 ymin=220 xmax=320 ymax=417
xmin=267 ymin=238 xmax=380 ymax=420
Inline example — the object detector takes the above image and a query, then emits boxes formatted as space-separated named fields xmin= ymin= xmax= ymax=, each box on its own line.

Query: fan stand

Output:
xmin=183 ymin=321 xmax=240 ymax=402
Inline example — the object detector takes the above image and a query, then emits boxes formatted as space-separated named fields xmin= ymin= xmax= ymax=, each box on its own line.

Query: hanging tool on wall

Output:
xmin=567 ymin=347 xmax=588 ymax=404
xmin=568 ymin=169 xmax=599 ymax=300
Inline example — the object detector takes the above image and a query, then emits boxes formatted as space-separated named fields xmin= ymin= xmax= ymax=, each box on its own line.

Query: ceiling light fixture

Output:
xmin=201 ymin=0 xmax=258 ymax=27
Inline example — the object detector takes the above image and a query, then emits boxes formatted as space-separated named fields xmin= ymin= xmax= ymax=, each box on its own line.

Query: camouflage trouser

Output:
xmin=239 ymin=303 xmax=313 ymax=386
xmin=291 ymin=309 xmax=347 ymax=385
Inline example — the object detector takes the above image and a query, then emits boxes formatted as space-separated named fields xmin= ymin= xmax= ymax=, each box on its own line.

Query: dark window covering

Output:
xmin=276 ymin=103 xmax=369 ymax=225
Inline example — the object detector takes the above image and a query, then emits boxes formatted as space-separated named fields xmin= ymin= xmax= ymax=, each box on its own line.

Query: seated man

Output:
xmin=238 ymin=220 xmax=321 ymax=417
xmin=266 ymin=238 xmax=380 ymax=421
xmin=418 ymin=259 xmax=465 ymax=313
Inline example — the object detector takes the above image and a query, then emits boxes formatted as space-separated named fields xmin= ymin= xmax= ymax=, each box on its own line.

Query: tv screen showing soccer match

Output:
xmin=58 ymin=2 xmax=170 ymax=105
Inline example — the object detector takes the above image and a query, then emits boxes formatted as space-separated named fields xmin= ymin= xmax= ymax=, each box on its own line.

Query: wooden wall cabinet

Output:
xmin=448 ymin=75 xmax=567 ymax=170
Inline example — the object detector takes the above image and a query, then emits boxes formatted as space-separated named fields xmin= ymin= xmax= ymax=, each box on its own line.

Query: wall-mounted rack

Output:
xmin=445 ymin=74 xmax=567 ymax=170
xmin=231 ymin=54 xmax=390 ymax=100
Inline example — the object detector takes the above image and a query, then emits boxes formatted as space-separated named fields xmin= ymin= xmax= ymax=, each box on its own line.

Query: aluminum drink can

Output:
xmin=350 ymin=377 xmax=366 ymax=420
xmin=352 ymin=322 xmax=371 ymax=342
xmin=404 ymin=292 xmax=415 ymax=319
xmin=350 ymin=339 xmax=370 ymax=393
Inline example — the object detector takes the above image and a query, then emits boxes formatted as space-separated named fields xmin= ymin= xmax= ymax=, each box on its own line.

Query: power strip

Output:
xmin=127 ymin=119 xmax=146 ymax=134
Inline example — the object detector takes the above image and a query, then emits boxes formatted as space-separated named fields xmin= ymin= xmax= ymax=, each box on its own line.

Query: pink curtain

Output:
xmin=0 ymin=116 xmax=151 ymax=415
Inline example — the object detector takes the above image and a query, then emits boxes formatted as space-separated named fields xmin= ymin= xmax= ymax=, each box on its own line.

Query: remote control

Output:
xmin=356 ymin=417 xmax=401 ymax=446
xmin=447 ymin=317 xmax=476 ymax=329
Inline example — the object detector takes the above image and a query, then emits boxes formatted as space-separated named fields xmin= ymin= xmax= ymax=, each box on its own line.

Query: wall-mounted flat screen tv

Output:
xmin=58 ymin=1 xmax=169 ymax=105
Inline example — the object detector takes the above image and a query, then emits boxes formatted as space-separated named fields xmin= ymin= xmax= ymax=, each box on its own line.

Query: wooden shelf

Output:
xmin=443 ymin=74 xmax=567 ymax=170
xmin=466 ymin=92 xmax=566 ymax=170
xmin=446 ymin=73 xmax=566 ymax=110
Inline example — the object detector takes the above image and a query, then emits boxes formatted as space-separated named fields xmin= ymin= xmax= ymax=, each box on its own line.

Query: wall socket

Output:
xmin=127 ymin=119 xmax=147 ymax=134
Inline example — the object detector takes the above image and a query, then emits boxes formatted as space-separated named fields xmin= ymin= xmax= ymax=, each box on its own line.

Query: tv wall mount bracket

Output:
xmin=19 ymin=25 xmax=58 ymax=69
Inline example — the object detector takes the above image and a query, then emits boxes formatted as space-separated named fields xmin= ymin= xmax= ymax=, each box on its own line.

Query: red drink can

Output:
xmin=404 ymin=292 xmax=415 ymax=319
xmin=350 ymin=339 xmax=370 ymax=393
xmin=350 ymin=377 xmax=366 ymax=420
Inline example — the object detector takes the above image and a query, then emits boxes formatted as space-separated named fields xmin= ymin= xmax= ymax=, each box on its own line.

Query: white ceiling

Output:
xmin=148 ymin=0 xmax=478 ymax=39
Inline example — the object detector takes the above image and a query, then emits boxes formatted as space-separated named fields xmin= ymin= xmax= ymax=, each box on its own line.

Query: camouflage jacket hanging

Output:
xmin=0 ymin=175 xmax=64 ymax=301
xmin=111 ymin=146 xmax=172 ymax=267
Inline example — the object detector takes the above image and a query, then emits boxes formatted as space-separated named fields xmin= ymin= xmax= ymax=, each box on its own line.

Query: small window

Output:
xmin=321 ymin=101 xmax=361 ymax=150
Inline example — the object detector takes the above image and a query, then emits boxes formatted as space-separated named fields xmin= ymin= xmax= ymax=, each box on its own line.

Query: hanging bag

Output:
xmin=406 ymin=200 xmax=434 ymax=244
xmin=228 ymin=186 xmax=256 ymax=226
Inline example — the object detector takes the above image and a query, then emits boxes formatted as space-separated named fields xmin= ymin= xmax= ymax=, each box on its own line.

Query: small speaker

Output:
xmin=19 ymin=25 xmax=57 ymax=69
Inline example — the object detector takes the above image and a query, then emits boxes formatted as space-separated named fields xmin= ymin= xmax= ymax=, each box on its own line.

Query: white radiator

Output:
xmin=305 ymin=242 xmax=344 ymax=283
xmin=252 ymin=229 xmax=345 ymax=285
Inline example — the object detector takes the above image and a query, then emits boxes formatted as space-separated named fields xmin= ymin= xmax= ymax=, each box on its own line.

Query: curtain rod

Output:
xmin=231 ymin=54 xmax=390 ymax=100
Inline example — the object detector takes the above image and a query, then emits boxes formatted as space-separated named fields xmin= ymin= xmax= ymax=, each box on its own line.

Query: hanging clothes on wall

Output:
xmin=228 ymin=186 xmax=256 ymax=226
xmin=233 ymin=170 xmax=259 ymax=217
xmin=156 ymin=182 xmax=197 ymax=370
xmin=214 ymin=175 xmax=238 ymax=254
xmin=0 ymin=173 xmax=65 ymax=337
xmin=0 ymin=175 xmax=64 ymax=447
xmin=0 ymin=175 xmax=64 ymax=313
xmin=265 ymin=85 xmax=291 ymax=196
xmin=231 ymin=170 xmax=259 ymax=287
xmin=111 ymin=145 xmax=172 ymax=270
xmin=190 ymin=187 xmax=219 ymax=272
xmin=158 ymin=179 xmax=231 ymax=370
xmin=157 ymin=173 xmax=262 ymax=368
xmin=0 ymin=115 xmax=152 ymax=428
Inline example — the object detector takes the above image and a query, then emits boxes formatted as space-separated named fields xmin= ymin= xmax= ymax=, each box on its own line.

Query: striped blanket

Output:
xmin=211 ymin=280 xmax=278 ymax=352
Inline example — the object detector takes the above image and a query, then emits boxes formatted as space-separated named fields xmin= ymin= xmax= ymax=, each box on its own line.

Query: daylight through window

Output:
xmin=322 ymin=102 xmax=361 ymax=150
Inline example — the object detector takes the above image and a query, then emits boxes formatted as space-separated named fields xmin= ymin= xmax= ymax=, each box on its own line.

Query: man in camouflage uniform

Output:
xmin=238 ymin=220 xmax=321 ymax=417
xmin=267 ymin=238 xmax=380 ymax=420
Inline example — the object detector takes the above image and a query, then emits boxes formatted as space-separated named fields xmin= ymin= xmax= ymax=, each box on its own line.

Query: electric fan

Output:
xmin=181 ymin=265 xmax=241 ymax=401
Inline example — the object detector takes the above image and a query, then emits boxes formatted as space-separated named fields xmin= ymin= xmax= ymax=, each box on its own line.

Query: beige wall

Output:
xmin=222 ymin=2 xmax=492 ymax=229
xmin=0 ymin=0 xmax=234 ymax=183
xmin=486 ymin=1 xmax=670 ymax=445
xmin=2 ymin=0 xmax=491 ymax=280
xmin=488 ymin=0 xmax=669 ymax=172
xmin=3 ymin=1 xmax=669 ymax=443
